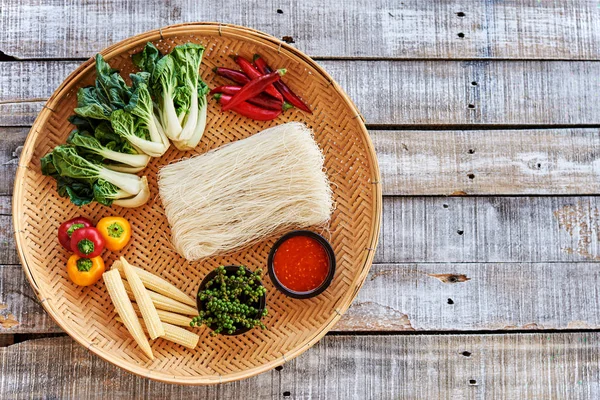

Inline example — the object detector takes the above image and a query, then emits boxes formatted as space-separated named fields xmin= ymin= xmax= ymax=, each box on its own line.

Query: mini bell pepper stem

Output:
xmin=71 ymin=227 xmax=105 ymax=258
xmin=67 ymin=254 xmax=105 ymax=286
xmin=96 ymin=216 xmax=132 ymax=252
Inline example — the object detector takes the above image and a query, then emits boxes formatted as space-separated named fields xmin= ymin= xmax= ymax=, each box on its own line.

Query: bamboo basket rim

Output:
xmin=13 ymin=22 xmax=382 ymax=385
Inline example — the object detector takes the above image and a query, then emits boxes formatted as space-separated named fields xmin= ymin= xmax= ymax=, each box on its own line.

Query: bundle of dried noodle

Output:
xmin=158 ymin=122 xmax=333 ymax=260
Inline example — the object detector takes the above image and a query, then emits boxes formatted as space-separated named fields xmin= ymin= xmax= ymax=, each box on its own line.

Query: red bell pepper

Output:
xmin=57 ymin=217 xmax=93 ymax=251
xmin=71 ymin=227 xmax=105 ymax=258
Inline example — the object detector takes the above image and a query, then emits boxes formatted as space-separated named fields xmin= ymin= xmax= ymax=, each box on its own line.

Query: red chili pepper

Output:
xmin=71 ymin=227 xmax=105 ymax=258
xmin=253 ymin=54 xmax=312 ymax=114
xmin=234 ymin=56 xmax=283 ymax=101
xmin=57 ymin=217 xmax=93 ymax=251
xmin=212 ymin=67 xmax=250 ymax=85
xmin=215 ymin=94 xmax=282 ymax=120
xmin=221 ymin=69 xmax=286 ymax=112
xmin=210 ymin=85 xmax=292 ymax=111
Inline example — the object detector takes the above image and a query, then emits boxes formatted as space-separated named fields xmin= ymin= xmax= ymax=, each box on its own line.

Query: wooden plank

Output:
xmin=378 ymin=196 xmax=600 ymax=264
xmin=0 ymin=196 xmax=16 ymax=265
xmin=373 ymin=128 xmax=600 ymax=196
xmin=341 ymin=262 xmax=600 ymax=332
xmin=8 ymin=261 xmax=600 ymax=334
xmin=0 ymin=265 xmax=60 ymax=334
xmin=0 ymin=129 xmax=27 ymax=196
xmin=2 ymin=0 xmax=600 ymax=60
xmin=6 ymin=125 xmax=600 ymax=196
xmin=3 ymin=60 xmax=600 ymax=126
xmin=0 ymin=334 xmax=598 ymax=398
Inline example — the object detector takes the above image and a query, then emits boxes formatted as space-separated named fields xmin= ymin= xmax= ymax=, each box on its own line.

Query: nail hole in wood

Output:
xmin=468 ymin=149 xmax=475 ymax=154
xmin=471 ymin=81 xmax=478 ymax=86
xmin=283 ymin=391 xmax=291 ymax=397
xmin=469 ymin=379 xmax=477 ymax=385
xmin=457 ymin=230 xmax=464 ymax=235
xmin=443 ymin=204 xmax=449 ymax=208
xmin=467 ymin=173 xmax=475 ymax=179
xmin=447 ymin=298 xmax=454 ymax=304
xmin=275 ymin=366 xmax=283 ymax=371
xmin=277 ymin=9 xmax=283 ymax=14
xmin=468 ymin=104 xmax=475 ymax=109
xmin=456 ymin=12 xmax=466 ymax=17
xmin=537 ymin=163 xmax=541 ymax=168
xmin=457 ymin=32 xmax=465 ymax=38
xmin=462 ymin=351 xmax=471 ymax=357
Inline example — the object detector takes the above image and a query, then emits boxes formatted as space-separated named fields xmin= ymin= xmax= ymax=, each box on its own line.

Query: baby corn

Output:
xmin=132 ymin=303 xmax=193 ymax=327
xmin=117 ymin=317 xmax=200 ymax=349
xmin=120 ymin=257 xmax=164 ymax=340
xmin=113 ymin=260 xmax=196 ymax=306
xmin=123 ymin=280 xmax=198 ymax=315
xmin=103 ymin=269 xmax=153 ymax=360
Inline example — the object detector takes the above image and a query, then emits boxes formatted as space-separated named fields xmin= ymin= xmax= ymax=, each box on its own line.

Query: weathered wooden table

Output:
xmin=2 ymin=1 xmax=600 ymax=398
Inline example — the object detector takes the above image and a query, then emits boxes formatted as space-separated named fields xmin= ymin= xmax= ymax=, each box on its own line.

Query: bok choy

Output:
xmin=42 ymin=42 xmax=209 ymax=208
xmin=133 ymin=42 xmax=209 ymax=150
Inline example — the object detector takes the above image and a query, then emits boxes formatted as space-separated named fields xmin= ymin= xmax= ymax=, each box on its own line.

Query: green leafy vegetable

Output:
xmin=41 ymin=153 xmax=95 ymax=206
xmin=51 ymin=145 xmax=145 ymax=196
xmin=67 ymin=130 xmax=150 ymax=169
xmin=110 ymin=109 xmax=167 ymax=158
xmin=134 ymin=42 xmax=208 ymax=149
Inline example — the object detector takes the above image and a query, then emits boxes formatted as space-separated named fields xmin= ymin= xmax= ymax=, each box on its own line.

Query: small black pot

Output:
xmin=197 ymin=265 xmax=267 ymax=336
xmin=267 ymin=230 xmax=336 ymax=299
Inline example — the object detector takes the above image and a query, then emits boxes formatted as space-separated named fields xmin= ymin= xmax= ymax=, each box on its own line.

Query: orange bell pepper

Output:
xmin=67 ymin=254 xmax=105 ymax=286
xmin=96 ymin=217 xmax=132 ymax=252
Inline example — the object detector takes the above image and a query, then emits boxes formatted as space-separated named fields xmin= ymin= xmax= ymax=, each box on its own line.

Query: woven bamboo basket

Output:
xmin=13 ymin=23 xmax=381 ymax=385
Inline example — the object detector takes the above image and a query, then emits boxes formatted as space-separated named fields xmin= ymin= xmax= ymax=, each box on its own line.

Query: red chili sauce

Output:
xmin=272 ymin=236 xmax=330 ymax=292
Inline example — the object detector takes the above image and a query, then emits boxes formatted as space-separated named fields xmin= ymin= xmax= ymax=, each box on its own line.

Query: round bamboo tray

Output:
xmin=13 ymin=22 xmax=382 ymax=385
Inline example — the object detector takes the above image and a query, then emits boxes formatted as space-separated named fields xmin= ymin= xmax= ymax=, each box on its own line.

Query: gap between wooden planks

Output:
xmin=2 ymin=60 xmax=600 ymax=127
xmin=1 ymin=0 xmax=599 ymax=60
xmin=0 ymin=333 xmax=598 ymax=399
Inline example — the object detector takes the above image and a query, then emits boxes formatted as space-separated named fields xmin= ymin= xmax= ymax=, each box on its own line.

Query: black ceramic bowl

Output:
xmin=267 ymin=230 xmax=336 ymax=299
xmin=197 ymin=265 xmax=267 ymax=336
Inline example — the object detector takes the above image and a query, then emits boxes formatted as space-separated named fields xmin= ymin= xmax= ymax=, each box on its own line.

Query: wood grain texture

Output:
xmin=1 ymin=0 xmax=600 ymax=60
xmin=6 ymin=126 xmax=600 ymax=196
xmin=378 ymin=196 xmax=600 ymax=263
xmin=0 ymin=334 xmax=598 ymax=399
xmin=373 ymin=128 xmax=600 ymax=195
xmin=2 ymin=60 xmax=600 ymax=126
xmin=9 ymin=261 xmax=600 ymax=334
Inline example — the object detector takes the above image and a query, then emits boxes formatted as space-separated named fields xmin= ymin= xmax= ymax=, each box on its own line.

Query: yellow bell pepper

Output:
xmin=67 ymin=254 xmax=105 ymax=286
xmin=96 ymin=216 xmax=132 ymax=252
